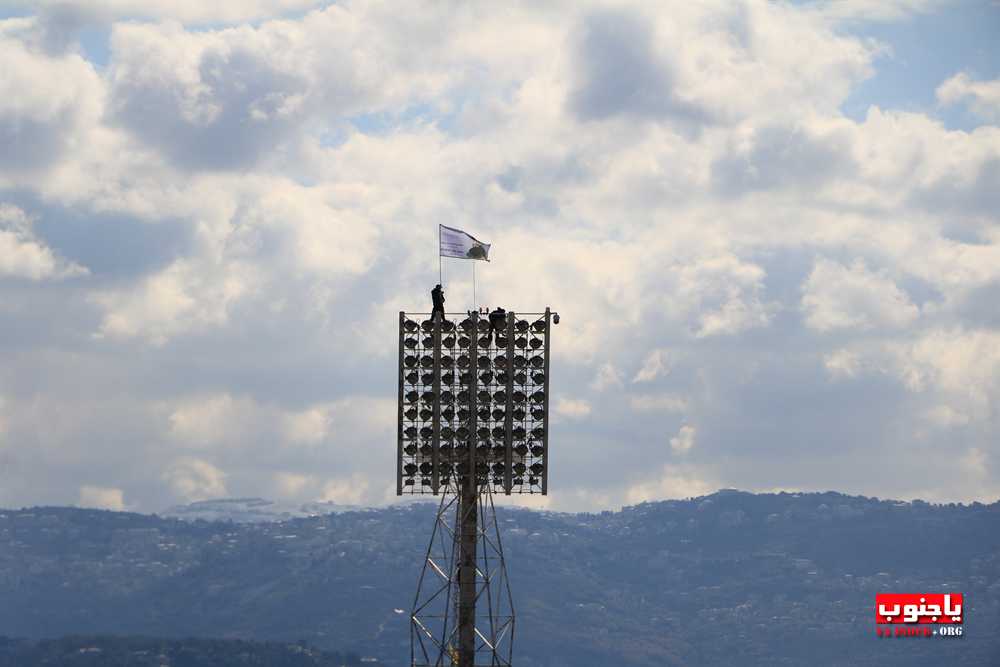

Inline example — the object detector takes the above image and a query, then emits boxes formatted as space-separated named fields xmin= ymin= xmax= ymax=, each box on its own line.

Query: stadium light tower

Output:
xmin=398 ymin=308 xmax=557 ymax=667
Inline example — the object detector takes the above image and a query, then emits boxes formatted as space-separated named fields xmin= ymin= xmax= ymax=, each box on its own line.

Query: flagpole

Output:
xmin=472 ymin=261 xmax=476 ymax=310
xmin=438 ymin=225 xmax=442 ymax=286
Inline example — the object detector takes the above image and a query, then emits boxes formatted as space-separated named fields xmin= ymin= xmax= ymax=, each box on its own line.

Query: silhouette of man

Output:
xmin=431 ymin=284 xmax=446 ymax=323
xmin=487 ymin=306 xmax=507 ymax=346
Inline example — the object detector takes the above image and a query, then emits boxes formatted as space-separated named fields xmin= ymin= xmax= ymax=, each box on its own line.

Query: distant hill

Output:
xmin=1 ymin=491 xmax=998 ymax=666
xmin=159 ymin=497 xmax=374 ymax=523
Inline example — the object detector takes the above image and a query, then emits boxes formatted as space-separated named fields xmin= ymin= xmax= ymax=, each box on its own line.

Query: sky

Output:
xmin=0 ymin=0 xmax=998 ymax=514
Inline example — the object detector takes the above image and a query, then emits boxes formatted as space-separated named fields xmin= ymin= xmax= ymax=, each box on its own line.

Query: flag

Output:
xmin=439 ymin=225 xmax=490 ymax=261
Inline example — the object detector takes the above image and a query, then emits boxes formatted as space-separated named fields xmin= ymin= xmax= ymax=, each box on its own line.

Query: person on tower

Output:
xmin=431 ymin=284 xmax=446 ymax=323
xmin=487 ymin=306 xmax=507 ymax=347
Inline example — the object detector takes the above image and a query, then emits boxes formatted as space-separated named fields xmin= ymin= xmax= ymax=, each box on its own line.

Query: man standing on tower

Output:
xmin=431 ymin=284 xmax=446 ymax=322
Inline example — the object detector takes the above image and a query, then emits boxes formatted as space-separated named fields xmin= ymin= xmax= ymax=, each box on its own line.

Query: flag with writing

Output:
xmin=439 ymin=225 xmax=490 ymax=261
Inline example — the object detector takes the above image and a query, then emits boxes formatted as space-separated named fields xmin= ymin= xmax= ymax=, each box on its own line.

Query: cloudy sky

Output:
xmin=0 ymin=0 xmax=998 ymax=513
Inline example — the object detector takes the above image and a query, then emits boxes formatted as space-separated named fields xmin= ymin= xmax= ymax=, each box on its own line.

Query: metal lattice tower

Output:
xmin=410 ymin=478 xmax=514 ymax=666
xmin=397 ymin=309 xmax=556 ymax=667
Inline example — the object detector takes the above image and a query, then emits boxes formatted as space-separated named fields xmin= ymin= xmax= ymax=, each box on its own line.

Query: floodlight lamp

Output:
xmin=419 ymin=408 xmax=432 ymax=421
xmin=531 ymin=408 xmax=544 ymax=420
xmin=531 ymin=390 xmax=545 ymax=403
xmin=530 ymin=445 xmax=544 ymax=457
xmin=553 ymin=313 xmax=560 ymax=324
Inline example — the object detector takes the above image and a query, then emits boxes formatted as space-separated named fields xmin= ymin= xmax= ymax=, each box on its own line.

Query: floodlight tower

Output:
xmin=398 ymin=308 xmax=557 ymax=667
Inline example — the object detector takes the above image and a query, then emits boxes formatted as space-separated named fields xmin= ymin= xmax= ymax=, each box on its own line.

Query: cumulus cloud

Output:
xmin=937 ymin=72 xmax=1000 ymax=123
xmin=162 ymin=457 xmax=228 ymax=501
xmin=626 ymin=463 xmax=715 ymax=503
xmin=554 ymin=397 xmax=592 ymax=419
xmin=801 ymin=259 xmax=919 ymax=332
xmin=670 ymin=425 xmax=697 ymax=454
xmin=589 ymin=362 xmax=624 ymax=391
xmin=78 ymin=485 xmax=126 ymax=510
xmin=0 ymin=204 xmax=88 ymax=280
xmin=633 ymin=348 xmax=671 ymax=383
xmin=630 ymin=394 xmax=689 ymax=414
xmin=0 ymin=33 xmax=102 ymax=171
xmin=0 ymin=1 xmax=997 ymax=512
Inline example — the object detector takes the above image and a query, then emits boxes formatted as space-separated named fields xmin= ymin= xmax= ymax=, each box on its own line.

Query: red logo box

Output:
xmin=876 ymin=593 xmax=963 ymax=624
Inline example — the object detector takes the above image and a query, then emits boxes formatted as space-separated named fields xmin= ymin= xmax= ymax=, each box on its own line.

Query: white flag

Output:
xmin=439 ymin=225 xmax=490 ymax=261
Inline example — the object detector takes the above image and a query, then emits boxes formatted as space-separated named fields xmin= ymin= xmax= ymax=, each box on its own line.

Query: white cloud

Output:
xmin=629 ymin=394 xmax=689 ymax=413
xmin=801 ymin=259 xmax=919 ymax=332
xmin=554 ymin=397 xmax=591 ymax=419
xmin=589 ymin=362 xmax=624 ymax=391
xmin=633 ymin=348 xmax=671 ymax=383
xmin=0 ymin=204 xmax=88 ymax=280
xmin=78 ymin=485 xmax=125 ymax=510
xmin=5 ymin=0 xmax=325 ymax=25
xmin=0 ymin=1 xmax=997 ymax=511
xmin=824 ymin=348 xmax=863 ymax=379
xmin=937 ymin=72 xmax=1000 ymax=123
xmin=162 ymin=457 xmax=227 ymax=501
xmin=626 ymin=463 xmax=715 ymax=503
xmin=320 ymin=473 xmax=369 ymax=505
xmin=670 ymin=425 xmax=697 ymax=454
xmin=0 ymin=34 xmax=103 ymax=172
xmin=271 ymin=472 xmax=314 ymax=499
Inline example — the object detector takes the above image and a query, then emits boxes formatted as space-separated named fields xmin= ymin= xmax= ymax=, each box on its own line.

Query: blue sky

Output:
xmin=0 ymin=0 xmax=998 ymax=513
